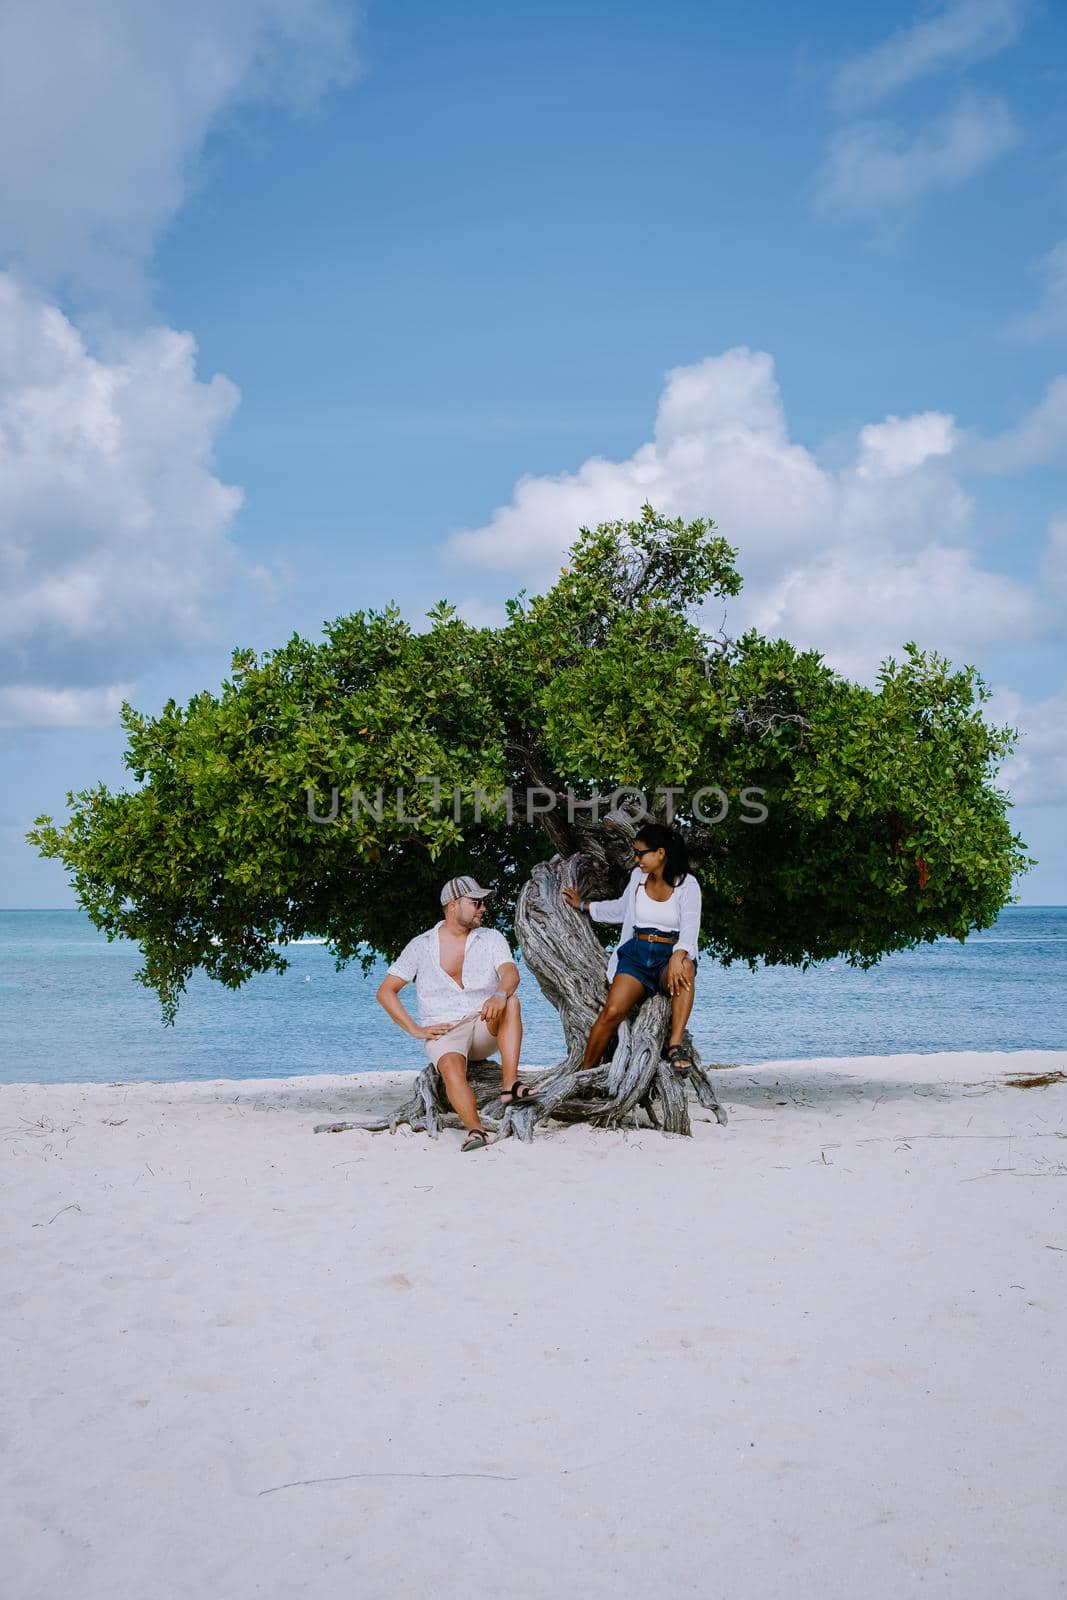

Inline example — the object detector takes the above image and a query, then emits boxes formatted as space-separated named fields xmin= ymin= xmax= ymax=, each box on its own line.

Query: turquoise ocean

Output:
xmin=1 ymin=907 xmax=1065 ymax=1085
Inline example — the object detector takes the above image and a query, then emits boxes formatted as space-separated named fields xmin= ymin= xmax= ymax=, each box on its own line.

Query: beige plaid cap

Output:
xmin=440 ymin=874 xmax=496 ymax=906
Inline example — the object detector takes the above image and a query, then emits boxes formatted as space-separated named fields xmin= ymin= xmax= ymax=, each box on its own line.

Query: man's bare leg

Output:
xmin=435 ymin=1051 xmax=483 ymax=1133
xmin=490 ymin=995 xmax=523 ymax=1092
xmin=487 ymin=997 xmax=535 ymax=1103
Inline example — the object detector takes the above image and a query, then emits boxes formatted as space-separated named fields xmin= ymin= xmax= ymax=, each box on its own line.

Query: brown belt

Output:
xmin=634 ymin=931 xmax=677 ymax=945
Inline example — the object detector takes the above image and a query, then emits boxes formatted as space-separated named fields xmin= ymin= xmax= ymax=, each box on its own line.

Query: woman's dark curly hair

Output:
xmin=633 ymin=821 xmax=691 ymax=887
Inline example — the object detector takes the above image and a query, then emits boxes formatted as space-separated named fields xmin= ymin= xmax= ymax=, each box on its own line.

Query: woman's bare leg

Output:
xmin=580 ymin=974 xmax=648 ymax=1070
xmin=662 ymin=956 xmax=696 ymax=1063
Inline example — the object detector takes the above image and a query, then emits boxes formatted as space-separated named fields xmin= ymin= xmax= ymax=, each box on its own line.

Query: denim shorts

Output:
xmin=615 ymin=929 xmax=696 ymax=994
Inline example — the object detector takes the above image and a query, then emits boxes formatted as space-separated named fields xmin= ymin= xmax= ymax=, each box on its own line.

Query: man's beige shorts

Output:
xmin=423 ymin=1015 xmax=499 ymax=1067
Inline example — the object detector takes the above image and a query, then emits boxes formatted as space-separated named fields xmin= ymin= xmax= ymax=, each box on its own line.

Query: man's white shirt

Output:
xmin=387 ymin=922 xmax=515 ymax=1025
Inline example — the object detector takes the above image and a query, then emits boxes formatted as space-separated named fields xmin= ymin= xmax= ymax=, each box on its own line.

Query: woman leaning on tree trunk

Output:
xmin=561 ymin=821 xmax=701 ymax=1075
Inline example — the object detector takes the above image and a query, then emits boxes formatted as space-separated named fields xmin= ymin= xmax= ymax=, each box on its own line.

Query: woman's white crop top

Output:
xmin=634 ymin=883 xmax=681 ymax=933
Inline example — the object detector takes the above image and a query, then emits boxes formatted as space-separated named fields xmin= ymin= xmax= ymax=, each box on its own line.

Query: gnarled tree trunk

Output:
xmin=317 ymin=812 xmax=729 ymax=1141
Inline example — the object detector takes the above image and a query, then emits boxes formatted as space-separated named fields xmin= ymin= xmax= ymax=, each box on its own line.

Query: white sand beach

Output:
xmin=3 ymin=1051 xmax=1066 ymax=1600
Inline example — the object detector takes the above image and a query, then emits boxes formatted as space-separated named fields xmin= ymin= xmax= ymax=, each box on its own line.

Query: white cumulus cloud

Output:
xmin=0 ymin=0 xmax=361 ymax=727
xmin=855 ymin=411 xmax=960 ymax=477
xmin=0 ymin=0 xmax=359 ymax=298
xmin=966 ymin=375 xmax=1067 ymax=473
xmin=447 ymin=346 xmax=1052 ymax=688
xmin=0 ymin=683 xmax=134 ymax=731
xmin=453 ymin=596 xmax=508 ymax=630
xmin=988 ymin=682 xmax=1067 ymax=805
xmin=0 ymin=274 xmax=243 ymax=723
xmin=751 ymin=546 xmax=1042 ymax=682
xmin=449 ymin=351 xmax=835 ymax=587
xmin=450 ymin=351 xmax=1067 ymax=803
xmin=449 ymin=348 xmax=971 ymax=584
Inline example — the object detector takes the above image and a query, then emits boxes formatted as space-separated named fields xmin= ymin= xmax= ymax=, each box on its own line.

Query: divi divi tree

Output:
xmin=32 ymin=508 xmax=1030 ymax=1137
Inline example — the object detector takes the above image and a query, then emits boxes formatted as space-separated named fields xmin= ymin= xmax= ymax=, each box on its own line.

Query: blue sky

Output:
xmin=2 ymin=0 xmax=1066 ymax=904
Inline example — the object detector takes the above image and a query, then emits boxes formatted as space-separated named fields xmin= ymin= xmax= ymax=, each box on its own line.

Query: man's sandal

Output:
xmin=461 ymin=1129 xmax=490 ymax=1153
xmin=499 ymin=1081 xmax=539 ymax=1106
xmin=666 ymin=1044 xmax=693 ymax=1077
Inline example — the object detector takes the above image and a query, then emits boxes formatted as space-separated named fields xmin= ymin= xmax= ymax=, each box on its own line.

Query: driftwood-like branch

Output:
xmin=314 ymin=1062 xmax=510 ymax=1136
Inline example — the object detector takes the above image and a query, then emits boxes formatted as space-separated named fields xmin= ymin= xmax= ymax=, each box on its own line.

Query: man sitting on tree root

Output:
xmin=375 ymin=875 xmax=537 ymax=1152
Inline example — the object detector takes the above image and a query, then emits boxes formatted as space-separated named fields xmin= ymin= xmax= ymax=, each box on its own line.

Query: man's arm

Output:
xmin=495 ymin=960 xmax=520 ymax=998
xmin=480 ymin=959 xmax=520 ymax=1025
xmin=375 ymin=974 xmax=450 ymax=1040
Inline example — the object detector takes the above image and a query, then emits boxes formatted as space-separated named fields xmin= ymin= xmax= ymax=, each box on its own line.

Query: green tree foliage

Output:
xmin=31 ymin=507 xmax=1031 ymax=1019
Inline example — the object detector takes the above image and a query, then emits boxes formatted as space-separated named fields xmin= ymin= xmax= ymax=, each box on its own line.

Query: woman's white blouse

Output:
xmin=589 ymin=867 xmax=701 ymax=979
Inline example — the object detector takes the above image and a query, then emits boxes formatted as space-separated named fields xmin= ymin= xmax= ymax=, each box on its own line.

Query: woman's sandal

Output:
xmin=499 ymin=1080 xmax=539 ymax=1106
xmin=461 ymin=1128 xmax=490 ymax=1153
xmin=666 ymin=1043 xmax=693 ymax=1077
